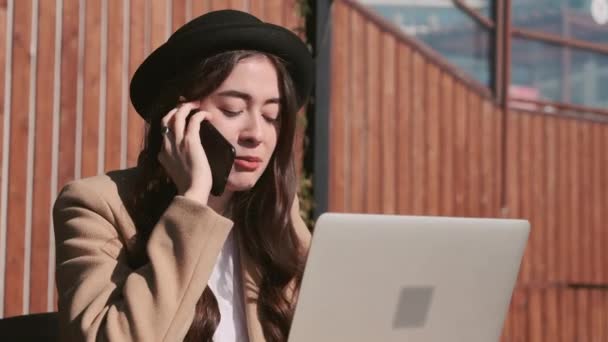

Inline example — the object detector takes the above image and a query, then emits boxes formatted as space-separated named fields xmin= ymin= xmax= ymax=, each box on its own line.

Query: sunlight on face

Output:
xmin=199 ymin=55 xmax=281 ymax=192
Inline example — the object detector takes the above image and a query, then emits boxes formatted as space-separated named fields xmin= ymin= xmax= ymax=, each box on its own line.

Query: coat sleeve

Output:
xmin=53 ymin=180 xmax=233 ymax=342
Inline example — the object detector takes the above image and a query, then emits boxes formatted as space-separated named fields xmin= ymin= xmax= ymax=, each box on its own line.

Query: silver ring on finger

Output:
xmin=160 ymin=126 xmax=171 ymax=135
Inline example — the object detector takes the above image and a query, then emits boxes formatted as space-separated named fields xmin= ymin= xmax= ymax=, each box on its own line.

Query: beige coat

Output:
xmin=53 ymin=168 xmax=311 ymax=342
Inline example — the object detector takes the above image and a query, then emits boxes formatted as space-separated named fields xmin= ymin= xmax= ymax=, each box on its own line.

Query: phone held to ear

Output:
xmin=186 ymin=110 xmax=236 ymax=196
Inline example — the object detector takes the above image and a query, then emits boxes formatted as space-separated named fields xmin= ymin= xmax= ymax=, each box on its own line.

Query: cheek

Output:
xmin=208 ymin=117 xmax=240 ymax=143
xmin=266 ymin=126 xmax=279 ymax=149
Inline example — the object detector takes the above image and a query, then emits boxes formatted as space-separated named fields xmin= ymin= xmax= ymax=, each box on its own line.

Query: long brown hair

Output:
xmin=126 ymin=50 xmax=306 ymax=342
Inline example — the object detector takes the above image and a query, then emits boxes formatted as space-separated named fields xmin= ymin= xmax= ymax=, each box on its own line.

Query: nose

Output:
xmin=238 ymin=112 xmax=263 ymax=146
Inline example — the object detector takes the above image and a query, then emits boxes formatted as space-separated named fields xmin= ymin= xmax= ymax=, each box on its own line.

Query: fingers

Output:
xmin=184 ymin=110 xmax=211 ymax=145
xmin=173 ymin=102 xmax=199 ymax=143
xmin=156 ymin=101 xmax=215 ymax=199
xmin=160 ymin=107 xmax=178 ymax=157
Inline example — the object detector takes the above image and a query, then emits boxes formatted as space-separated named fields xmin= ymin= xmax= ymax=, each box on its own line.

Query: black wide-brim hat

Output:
xmin=130 ymin=10 xmax=314 ymax=121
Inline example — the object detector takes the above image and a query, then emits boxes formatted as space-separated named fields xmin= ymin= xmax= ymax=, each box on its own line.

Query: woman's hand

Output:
xmin=157 ymin=101 xmax=214 ymax=205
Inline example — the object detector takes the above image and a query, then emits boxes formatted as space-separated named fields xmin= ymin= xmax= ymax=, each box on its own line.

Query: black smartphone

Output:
xmin=186 ymin=110 xmax=236 ymax=196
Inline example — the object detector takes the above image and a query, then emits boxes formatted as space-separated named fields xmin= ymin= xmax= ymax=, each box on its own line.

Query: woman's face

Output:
xmin=198 ymin=55 xmax=281 ymax=192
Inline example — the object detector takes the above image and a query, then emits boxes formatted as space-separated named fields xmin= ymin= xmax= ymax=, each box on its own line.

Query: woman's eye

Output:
xmin=221 ymin=108 xmax=243 ymax=116
xmin=263 ymin=115 xmax=279 ymax=123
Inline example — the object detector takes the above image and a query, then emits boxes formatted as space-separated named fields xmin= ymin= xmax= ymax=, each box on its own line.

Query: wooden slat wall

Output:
xmin=332 ymin=0 xmax=608 ymax=340
xmin=331 ymin=1 xmax=504 ymax=218
xmin=0 ymin=0 xmax=304 ymax=318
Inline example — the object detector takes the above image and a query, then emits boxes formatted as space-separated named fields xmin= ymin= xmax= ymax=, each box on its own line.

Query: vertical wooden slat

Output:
xmin=264 ymin=0 xmax=282 ymax=26
xmin=209 ymin=0 xmax=226 ymax=11
xmin=150 ymin=0 xmax=167 ymax=49
xmin=328 ymin=1 xmax=347 ymax=212
xmin=5 ymin=0 xmax=33 ymax=317
xmin=249 ymin=0 xmax=264 ymax=19
xmin=466 ymin=93 xmax=481 ymax=217
xmin=511 ymin=288 xmax=528 ymax=342
xmin=228 ymin=0 xmax=246 ymax=11
xmin=577 ymin=289 xmax=590 ymax=341
xmin=604 ymin=290 xmax=608 ymax=341
xmin=81 ymin=0 xmax=101 ymax=178
xmin=58 ymin=0 xmax=78 ymax=188
xmin=172 ymin=0 xmax=187 ymax=31
xmin=191 ymin=0 xmax=210 ymax=16
xmin=603 ymin=126 xmax=608 ymax=286
xmin=545 ymin=288 xmax=559 ymax=342
xmin=30 ymin=0 xmax=55 ymax=314
xmin=580 ymin=121 xmax=592 ymax=284
xmin=558 ymin=118 xmax=570 ymax=283
xmin=494 ymin=107 xmax=503 ymax=217
xmin=560 ymin=289 xmax=576 ymax=342
xmin=104 ymin=0 xmax=123 ymax=172
xmin=596 ymin=124 xmax=606 ymax=284
xmin=505 ymin=110 xmax=519 ymax=222
xmin=601 ymin=290 xmax=608 ymax=341
xmin=480 ymin=100 xmax=493 ymax=217
xmin=591 ymin=290 xmax=604 ymax=342
xmin=127 ymin=0 xmax=146 ymax=167
xmin=519 ymin=112 xmax=531 ymax=284
xmin=396 ymin=44 xmax=411 ymax=215
xmin=282 ymin=0 xmax=302 ymax=35
xmin=453 ymin=83 xmax=467 ymax=216
xmin=364 ymin=21 xmax=380 ymax=213
xmin=410 ymin=52 xmax=425 ymax=215
xmin=545 ymin=117 xmax=558 ymax=283
xmin=439 ymin=74 xmax=454 ymax=216
xmin=0 ymin=0 xmax=7 ymax=314
xmin=528 ymin=289 xmax=543 ymax=341
xmin=349 ymin=9 xmax=365 ymax=213
xmin=0 ymin=7 xmax=7 ymax=287
xmin=531 ymin=113 xmax=545 ymax=282
xmin=341 ymin=8 xmax=351 ymax=212
xmin=380 ymin=33 xmax=396 ymax=214
xmin=569 ymin=119 xmax=580 ymax=283
xmin=425 ymin=64 xmax=440 ymax=216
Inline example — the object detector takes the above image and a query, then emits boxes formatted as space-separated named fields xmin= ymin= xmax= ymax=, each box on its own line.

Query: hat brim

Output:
xmin=130 ymin=23 xmax=313 ymax=120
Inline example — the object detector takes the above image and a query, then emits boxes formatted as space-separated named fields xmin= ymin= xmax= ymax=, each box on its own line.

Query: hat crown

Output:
xmin=130 ymin=9 xmax=313 ymax=119
xmin=169 ymin=10 xmax=262 ymax=43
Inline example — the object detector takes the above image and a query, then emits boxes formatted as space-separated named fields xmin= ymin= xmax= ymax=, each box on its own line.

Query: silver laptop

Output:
xmin=288 ymin=214 xmax=529 ymax=342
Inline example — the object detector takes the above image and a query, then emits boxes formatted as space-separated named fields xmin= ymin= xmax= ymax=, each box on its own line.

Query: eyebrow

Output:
xmin=216 ymin=90 xmax=280 ymax=105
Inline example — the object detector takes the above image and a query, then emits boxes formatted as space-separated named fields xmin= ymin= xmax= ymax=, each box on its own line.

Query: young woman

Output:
xmin=53 ymin=10 xmax=314 ymax=342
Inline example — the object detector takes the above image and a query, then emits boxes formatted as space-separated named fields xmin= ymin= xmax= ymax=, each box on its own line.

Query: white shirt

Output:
xmin=208 ymin=230 xmax=250 ymax=342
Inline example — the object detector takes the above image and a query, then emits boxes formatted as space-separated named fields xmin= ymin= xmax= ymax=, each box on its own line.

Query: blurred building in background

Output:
xmin=359 ymin=0 xmax=608 ymax=108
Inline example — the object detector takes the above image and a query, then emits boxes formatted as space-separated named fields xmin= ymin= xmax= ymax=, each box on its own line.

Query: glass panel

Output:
xmin=511 ymin=38 xmax=608 ymax=108
xmin=358 ymin=0 xmax=494 ymax=87
xmin=512 ymin=0 xmax=608 ymax=45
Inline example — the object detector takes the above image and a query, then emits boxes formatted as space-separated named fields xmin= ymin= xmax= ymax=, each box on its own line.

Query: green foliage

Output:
xmin=298 ymin=170 xmax=315 ymax=228
xmin=296 ymin=0 xmax=312 ymax=18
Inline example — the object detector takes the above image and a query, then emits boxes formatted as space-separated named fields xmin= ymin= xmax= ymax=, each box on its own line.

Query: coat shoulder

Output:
xmin=54 ymin=168 xmax=140 ymax=240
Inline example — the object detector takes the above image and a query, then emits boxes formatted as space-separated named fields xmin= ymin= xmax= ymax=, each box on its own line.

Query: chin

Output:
xmin=226 ymin=176 xmax=259 ymax=192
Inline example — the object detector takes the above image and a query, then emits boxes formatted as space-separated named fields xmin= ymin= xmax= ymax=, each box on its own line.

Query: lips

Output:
xmin=234 ymin=156 xmax=262 ymax=172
